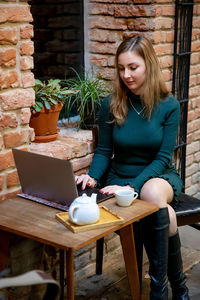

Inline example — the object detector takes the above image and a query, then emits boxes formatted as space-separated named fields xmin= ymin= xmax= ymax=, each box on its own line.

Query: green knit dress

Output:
xmin=88 ymin=94 xmax=183 ymax=207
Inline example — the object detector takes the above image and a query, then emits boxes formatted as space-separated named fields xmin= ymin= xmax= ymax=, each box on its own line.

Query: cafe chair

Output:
xmin=0 ymin=269 xmax=60 ymax=300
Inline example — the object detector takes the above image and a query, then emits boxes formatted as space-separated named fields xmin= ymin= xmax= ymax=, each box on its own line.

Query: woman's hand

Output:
xmin=75 ymin=174 xmax=97 ymax=190
xmin=99 ymin=185 xmax=135 ymax=195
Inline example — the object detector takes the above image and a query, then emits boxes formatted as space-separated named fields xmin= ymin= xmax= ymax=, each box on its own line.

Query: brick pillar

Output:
xmin=0 ymin=1 xmax=35 ymax=200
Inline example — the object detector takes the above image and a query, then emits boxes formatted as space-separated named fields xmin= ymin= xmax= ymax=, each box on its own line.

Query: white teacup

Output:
xmin=115 ymin=189 xmax=138 ymax=207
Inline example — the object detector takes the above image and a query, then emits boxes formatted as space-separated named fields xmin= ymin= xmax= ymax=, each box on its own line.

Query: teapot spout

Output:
xmin=91 ymin=193 xmax=97 ymax=203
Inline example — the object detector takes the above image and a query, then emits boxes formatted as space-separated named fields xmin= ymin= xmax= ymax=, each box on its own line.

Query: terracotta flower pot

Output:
xmin=30 ymin=103 xmax=63 ymax=143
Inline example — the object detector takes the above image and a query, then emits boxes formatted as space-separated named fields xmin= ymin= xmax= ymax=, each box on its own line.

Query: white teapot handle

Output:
xmin=69 ymin=204 xmax=80 ymax=224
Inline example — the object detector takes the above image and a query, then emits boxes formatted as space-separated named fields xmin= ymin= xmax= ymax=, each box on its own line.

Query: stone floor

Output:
xmin=73 ymin=225 xmax=200 ymax=300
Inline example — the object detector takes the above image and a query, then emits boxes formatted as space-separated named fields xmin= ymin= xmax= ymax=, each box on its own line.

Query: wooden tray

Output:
xmin=55 ymin=205 xmax=124 ymax=233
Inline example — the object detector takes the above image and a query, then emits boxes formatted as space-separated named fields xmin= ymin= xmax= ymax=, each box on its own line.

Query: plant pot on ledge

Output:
xmin=30 ymin=79 xmax=77 ymax=143
xmin=30 ymin=103 xmax=63 ymax=143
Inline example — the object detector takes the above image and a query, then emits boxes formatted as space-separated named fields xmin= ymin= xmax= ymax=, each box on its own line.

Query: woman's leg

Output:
xmin=140 ymin=178 xmax=172 ymax=300
xmin=140 ymin=178 xmax=189 ymax=300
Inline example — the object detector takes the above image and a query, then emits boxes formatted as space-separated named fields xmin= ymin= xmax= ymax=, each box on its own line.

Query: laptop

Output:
xmin=12 ymin=148 xmax=112 ymax=211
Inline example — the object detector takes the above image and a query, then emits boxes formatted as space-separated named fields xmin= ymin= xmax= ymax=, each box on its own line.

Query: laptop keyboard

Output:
xmin=77 ymin=185 xmax=113 ymax=203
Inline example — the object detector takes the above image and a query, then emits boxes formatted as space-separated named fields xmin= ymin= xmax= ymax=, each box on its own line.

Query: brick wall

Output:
xmin=186 ymin=0 xmax=200 ymax=197
xmin=30 ymin=0 xmax=84 ymax=80
xmin=0 ymin=1 xmax=35 ymax=201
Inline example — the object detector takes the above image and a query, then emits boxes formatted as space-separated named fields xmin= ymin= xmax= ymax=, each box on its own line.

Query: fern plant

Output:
xmin=62 ymin=69 xmax=110 ymax=128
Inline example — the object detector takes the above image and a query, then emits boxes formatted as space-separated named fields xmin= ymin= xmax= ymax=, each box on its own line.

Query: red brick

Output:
xmin=98 ymin=67 xmax=115 ymax=81
xmin=187 ymin=119 xmax=200 ymax=133
xmin=190 ymin=52 xmax=200 ymax=64
xmin=0 ymin=151 xmax=15 ymax=171
xmin=21 ymin=71 xmax=35 ymax=88
xmin=190 ymin=65 xmax=200 ymax=76
xmin=155 ymin=17 xmax=174 ymax=30
xmin=89 ymin=3 xmax=114 ymax=15
xmin=123 ymin=31 xmax=154 ymax=42
xmin=154 ymin=43 xmax=173 ymax=55
xmin=159 ymin=55 xmax=173 ymax=68
xmin=187 ymin=110 xmax=195 ymax=122
xmin=3 ymin=129 xmax=30 ymax=148
xmin=156 ymin=5 xmax=174 ymax=16
xmin=0 ymin=88 xmax=35 ymax=111
xmin=154 ymin=31 xmax=174 ymax=43
xmin=0 ymin=175 xmax=4 ymax=191
xmin=0 ymin=136 xmax=3 ymax=151
xmin=0 ymin=69 xmax=19 ymax=89
xmin=29 ymin=141 xmax=73 ymax=159
xmin=90 ymin=55 xmax=109 ymax=67
xmin=90 ymin=29 xmax=120 ymax=42
xmin=193 ymin=16 xmax=200 ymax=28
xmin=29 ymin=127 xmax=35 ymax=142
xmin=192 ymin=28 xmax=200 ymax=41
xmin=189 ymin=86 xmax=200 ymax=98
xmin=20 ymin=40 xmax=34 ymax=56
xmin=162 ymin=69 xmax=171 ymax=81
xmin=20 ymin=56 xmax=34 ymax=70
xmin=156 ymin=0 xmax=173 ymax=2
xmin=0 ymin=5 xmax=33 ymax=23
xmin=128 ymin=18 xmax=155 ymax=31
xmin=194 ymin=129 xmax=200 ymax=141
xmin=195 ymin=107 xmax=200 ymax=118
xmin=189 ymin=75 xmax=197 ymax=87
xmin=7 ymin=170 xmax=19 ymax=188
xmin=134 ymin=0 xmax=154 ymax=2
xmin=90 ymin=0 xmax=130 ymax=2
xmin=166 ymin=31 xmax=174 ymax=43
xmin=0 ymin=113 xmax=18 ymax=130
xmin=90 ymin=3 xmax=156 ymax=17
xmin=114 ymin=4 xmax=156 ymax=17
xmin=191 ymin=40 xmax=200 ymax=52
xmin=90 ymin=16 xmax=127 ymax=30
xmin=187 ymin=133 xmax=193 ymax=145
xmin=20 ymin=108 xmax=31 ymax=125
xmin=90 ymin=54 xmax=115 ymax=67
xmin=90 ymin=42 xmax=117 ymax=55
xmin=20 ymin=24 xmax=34 ymax=39
xmin=0 ymin=48 xmax=16 ymax=67
xmin=71 ymin=154 xmax=94 ymax=172
xmin=0 ymin=27 xmax=18 ymax=45
xmin=0 ymin=189 xmax=21 ymax=201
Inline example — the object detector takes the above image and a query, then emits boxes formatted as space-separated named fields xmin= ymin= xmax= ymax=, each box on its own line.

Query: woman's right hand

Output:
xmin=75 ymin=174 xmax=97 ymax=190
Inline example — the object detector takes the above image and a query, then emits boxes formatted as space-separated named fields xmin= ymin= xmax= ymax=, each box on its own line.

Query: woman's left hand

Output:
xmin=99 ymin=185 xmax=135 ymax=195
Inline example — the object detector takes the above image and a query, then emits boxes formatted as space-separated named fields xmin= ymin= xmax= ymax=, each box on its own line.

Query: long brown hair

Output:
xmin=110 ymin=35 xmax=169 ymax=125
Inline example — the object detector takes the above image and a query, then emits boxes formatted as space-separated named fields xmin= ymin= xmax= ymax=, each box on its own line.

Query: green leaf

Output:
xmin=44 ymin=101 xmax=51 ymax=110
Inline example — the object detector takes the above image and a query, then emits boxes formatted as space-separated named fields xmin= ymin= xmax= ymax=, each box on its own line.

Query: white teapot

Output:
xmin=68 ymin=193 xmax=100 ymax=225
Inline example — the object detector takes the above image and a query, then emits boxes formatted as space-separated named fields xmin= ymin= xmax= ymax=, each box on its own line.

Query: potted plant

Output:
xmin=30 ymin=79 xmax=77 ymax=142
xmin=62 ymin=69 xmax=110 ymax=129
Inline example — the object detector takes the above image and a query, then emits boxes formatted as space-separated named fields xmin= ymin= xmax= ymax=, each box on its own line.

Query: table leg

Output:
xmin=59 ymin=249 xmax=65 ymax=300
xmin=0 ymin=230 xmax=10 ymax=272
xmin=120 ymin=224 xmax=141 ymax=300
xmin=66 ymin=249 xmax=74 ymax=300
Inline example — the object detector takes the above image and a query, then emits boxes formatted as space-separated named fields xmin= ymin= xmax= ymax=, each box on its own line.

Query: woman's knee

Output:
xmin=140 ymin=178 xmax=173 ymax=207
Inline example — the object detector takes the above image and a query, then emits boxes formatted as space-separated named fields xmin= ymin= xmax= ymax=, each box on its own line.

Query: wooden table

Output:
xmin=0 ymin=196 xmax=158 ymax=300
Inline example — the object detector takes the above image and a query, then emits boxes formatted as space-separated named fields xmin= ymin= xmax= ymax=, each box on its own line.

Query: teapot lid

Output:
xmin=75 ymin=193 xmax=97 ymax=203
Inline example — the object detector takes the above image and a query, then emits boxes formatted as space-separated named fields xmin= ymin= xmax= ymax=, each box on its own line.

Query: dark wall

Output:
xmin=29 ymin=0 xmax=84 ymax=80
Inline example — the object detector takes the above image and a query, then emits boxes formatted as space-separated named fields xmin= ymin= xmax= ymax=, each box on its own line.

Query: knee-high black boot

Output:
xmin=143 ymin=207 xmax=169 ymax=300
xmin=168 ymin=231 xmax=190 ymax=300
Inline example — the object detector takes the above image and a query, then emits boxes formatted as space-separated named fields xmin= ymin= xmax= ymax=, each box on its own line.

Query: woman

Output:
xmin=75 ymin=35 xmax=189 ymax=300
